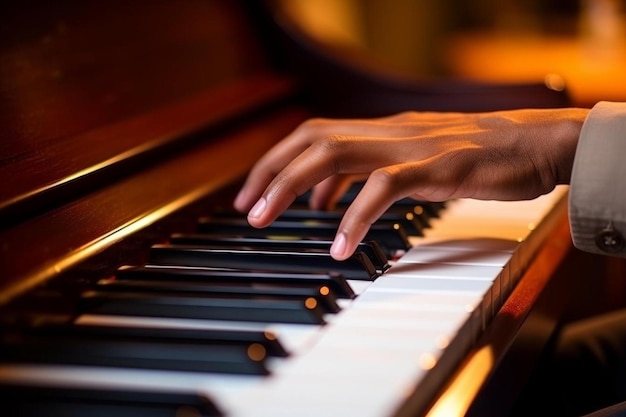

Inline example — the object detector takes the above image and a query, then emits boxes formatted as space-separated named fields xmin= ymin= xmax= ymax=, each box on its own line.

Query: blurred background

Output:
xmin=278 ymin=0 xmax=626 ymax=108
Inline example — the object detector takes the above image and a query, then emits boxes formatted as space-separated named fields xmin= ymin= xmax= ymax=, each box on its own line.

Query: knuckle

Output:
xmin=316 ymin=135 xmax=343 ymax=153
xmin=368 ymin=167 xmax=409 ymax=202
xmin=369 ymin=167 xmax=401 ymax=188
xmin=298 ymin=117 xmax=328 ymax=134
xmin=310 ymin=134 xmax=349 ymax=172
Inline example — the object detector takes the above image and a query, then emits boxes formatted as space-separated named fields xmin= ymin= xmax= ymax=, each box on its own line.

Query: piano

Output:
xmin=0 ymin=1 xmax=582 ymax=416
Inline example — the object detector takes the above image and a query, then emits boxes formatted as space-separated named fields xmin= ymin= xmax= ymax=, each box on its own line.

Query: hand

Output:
xmin=234 ymin=108 xmax=588 ymax=260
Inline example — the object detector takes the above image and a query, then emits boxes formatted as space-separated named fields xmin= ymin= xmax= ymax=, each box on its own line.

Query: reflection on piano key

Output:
xmin=149 ymin=244 xmax=379 ymax=280
xmin=197 ymin=218 xmax=412 ymax=258
xmin=96 ymin=276 xmax=342 ymax=313
xmin=117 ymin=265 xmax=357 ymax=299
xmin=3 ymin=332 xmax=270 ymax=375
xmin=168 ymin=234 xmax=391 ymax=272
xmin=79 ymin=290 xmax=329 ymax=324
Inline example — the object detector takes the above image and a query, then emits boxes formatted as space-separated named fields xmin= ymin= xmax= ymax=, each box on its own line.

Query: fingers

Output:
xmin=237 ymin=135 xmax=425 ymax=227
xmin=243 ymin=143 xmax=339 ymax=227
xmin=328 ymin=170 xmax=400 ymax=260
xmin=233 ymin=126 xmax=313 ymax=213
xmin=233 ymin=114 xmax=448 ymax=213
xmin=232 ymin=115 xmax=461 ymax=260
xmin=309 ymin=175 xmax=360 ymax=210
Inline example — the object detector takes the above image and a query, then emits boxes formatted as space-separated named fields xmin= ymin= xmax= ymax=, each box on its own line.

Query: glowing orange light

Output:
xmin=305 ymin=297 xmax=318 ymax=309
xmin=419 ymin=353 xmax=437 ymax=370
xmin=425 ymin=346 xmax=495 ymax=417
xmin=247 ymin=343 xmax=267 ymax=361
xmin=436 ymin=336 xmax=450 ymax=349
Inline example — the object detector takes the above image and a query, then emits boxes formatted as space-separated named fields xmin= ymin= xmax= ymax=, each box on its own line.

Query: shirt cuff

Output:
xmin=569 ymin=101 xmax=626 ymax=256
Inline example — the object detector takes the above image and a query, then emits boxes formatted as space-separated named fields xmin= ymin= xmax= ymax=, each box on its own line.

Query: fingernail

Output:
xmin=248 ymin=197 xmax=267 ymax=219
xmin=330 ymin=232 xmax=347 ymax=259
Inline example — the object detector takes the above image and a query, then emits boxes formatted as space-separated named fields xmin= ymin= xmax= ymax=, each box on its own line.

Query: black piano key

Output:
xmin=275 ymin=208 xmax=425 ymax=237
xmin=11 ymin=319 xmax=289 ymax=357
xmin=116 ymin=265 xmax=356 ymax=299
xmin=294 ymin=181 xmax=443 ymax=224
xmin=1 ymin=384 xmax=222 ymax=417
xmin=79 ymin=290 xmax=328 ymax=324
xmin=338 ymin=181 xmax=446 ymax=215
xmin=196 ymin=218 xmax=411 ymax=258
xmin=1 ymin=332 xmax=269 ymax=375
xmin=168 ymin=233 xmax=390 ymax=272
xmin=148 ymin=244 xmax=379 ymax=281
xmin=209 ymin=208 xmax=424 ymax=238
xmin=96 ymin=277 xmax=341 ymax=314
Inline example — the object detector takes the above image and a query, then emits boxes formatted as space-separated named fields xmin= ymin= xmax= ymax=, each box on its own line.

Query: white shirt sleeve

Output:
xmin=569 ymin=101 xmax=626 ymax=257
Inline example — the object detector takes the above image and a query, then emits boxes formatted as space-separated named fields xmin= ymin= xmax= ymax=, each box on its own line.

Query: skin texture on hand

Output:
xmin=233 ymin=108 xmax=589 ymax=260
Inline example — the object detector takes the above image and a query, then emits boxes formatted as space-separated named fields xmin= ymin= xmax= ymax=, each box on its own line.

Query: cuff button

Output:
xmin=595 ymin=227 xmax=625 ymax=253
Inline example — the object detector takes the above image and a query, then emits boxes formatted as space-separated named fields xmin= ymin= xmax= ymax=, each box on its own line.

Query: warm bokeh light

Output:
xmin=304 ymin=297 xmax=318 ymax=309
xmin=419 ymin=352 xmax=438 ymax=370
xmin=280 ymin=0 xmax=626 ymax=107
xmin=445 ymin=0 xmax=626 ymax=107
xmin=425 ymin=346 xmax=496 ymax=417
xmin=436 ymin=335 xmax=451 ymax=350
xmin=247 ymin=343 xmax=267 ymax=362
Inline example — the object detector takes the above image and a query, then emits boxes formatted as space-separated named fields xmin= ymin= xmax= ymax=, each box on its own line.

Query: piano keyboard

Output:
xmin=0 ymin=185 xmax=568 ymax=417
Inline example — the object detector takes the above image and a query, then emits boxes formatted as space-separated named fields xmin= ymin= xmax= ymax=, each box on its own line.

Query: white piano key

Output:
xmin=230 ymin=342 xmax=438 ymax=417
xmin=323 ymin=307 xmax=469 ymax=333
xmin=230 ymin=370 xmax=424 ymax=417
xmin=350 ymin=290 xmax=481 ymax=312
xmin=398 ymin=246 xmax=512 ymax=267
xmin=370 ymin=275 xmax=495 ymax=293
xmin=409 ymin=236 xmax=519 ymax=253
xmin=423 ymin=187 xmax=566 ymax=242
xmin=346 ymin=279 xmax=374 ymax=295
xmin=384 ymin=262 xmax=502 ymax=280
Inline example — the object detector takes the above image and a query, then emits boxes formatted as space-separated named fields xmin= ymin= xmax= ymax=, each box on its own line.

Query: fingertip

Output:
xmin=330 ymin=232 xmax=350 ymax=260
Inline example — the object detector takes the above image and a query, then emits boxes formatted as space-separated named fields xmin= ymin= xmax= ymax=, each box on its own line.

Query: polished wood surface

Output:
xmin=0 ymin=0 xmax=282 ymax=223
